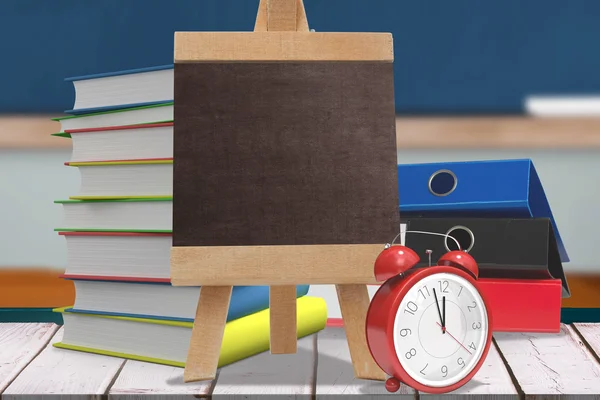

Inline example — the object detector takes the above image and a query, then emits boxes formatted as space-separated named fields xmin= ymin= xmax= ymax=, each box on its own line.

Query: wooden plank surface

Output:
xmin=420 ymin=342 xmax=519 ymax=399
xmin=211 ymin=334 xmax=316 ymax=399
xmin=4 ymin=324 xmax=600 ymax=396
xmin=315 ymin=326 xmax=414 ymax=398
xmin=3 ymin=327 xmax=125 ymax=399
xmin=109 ymin=360 xmax=212 ymax=400
xmin=494 ymin=324 xmax=600 ymax=397
xmin=573 ymin=323 xmax=600 ymax=361
xmin=0 ymin=323 xmax=59 ymax=393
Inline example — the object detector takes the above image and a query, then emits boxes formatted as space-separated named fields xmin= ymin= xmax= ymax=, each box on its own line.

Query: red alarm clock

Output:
xmin=366 ymin=244 xmax=493 ymax=394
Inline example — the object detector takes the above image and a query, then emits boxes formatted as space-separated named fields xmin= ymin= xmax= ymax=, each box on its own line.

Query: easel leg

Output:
xmin=336 ymin=284 xmax=386 ymax=381
xmin=269 ymin=285 xmax=298 ymax=354
xmin=183 ymin=285 xmax=232 ymax=383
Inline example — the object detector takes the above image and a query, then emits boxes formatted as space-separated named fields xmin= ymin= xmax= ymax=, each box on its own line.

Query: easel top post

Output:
xmin=254 ymin=0 xmax=309 ymax=32
xmin=173 ymin=0 xmax=393 ymax=63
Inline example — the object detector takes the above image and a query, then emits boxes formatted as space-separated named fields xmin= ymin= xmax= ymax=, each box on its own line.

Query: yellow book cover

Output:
xmin=67 ymin=159 xmax=173 ymax=167
xmin=53 ymin=295 xmax=327 ymax=368
xmin=66 ymin=159 xmax=174 ymax=200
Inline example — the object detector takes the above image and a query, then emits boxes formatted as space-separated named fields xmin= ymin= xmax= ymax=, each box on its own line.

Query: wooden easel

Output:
xmin=171 ymin=0 xmax=396 ymax=383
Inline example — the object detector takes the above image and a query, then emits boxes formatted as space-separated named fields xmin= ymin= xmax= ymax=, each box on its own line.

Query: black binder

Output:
xmin=399 ymin=217 xmax=570 ymax=297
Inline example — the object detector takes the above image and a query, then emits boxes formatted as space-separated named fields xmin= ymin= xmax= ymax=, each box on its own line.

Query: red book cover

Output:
xmin=58 ymin=231 xmax=172 ymax=283
xmin=65 ymin=122 xmax=173 ymax=134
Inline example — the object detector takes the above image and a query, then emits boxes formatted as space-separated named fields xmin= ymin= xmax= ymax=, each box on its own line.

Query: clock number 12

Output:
xmin=438 ymin=280 xmax=449 ymax=293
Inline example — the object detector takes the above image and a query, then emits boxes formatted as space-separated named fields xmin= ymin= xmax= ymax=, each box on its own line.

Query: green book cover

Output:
xmin=54 ymin=198 xmax=172 ymax=232
xmin=54 ymin=198 xmax=172 ymax=204
xmin=52 ymin=102 xmax=174 ymax=137
xmin=52 ymin=102 xmax=174 ymax=122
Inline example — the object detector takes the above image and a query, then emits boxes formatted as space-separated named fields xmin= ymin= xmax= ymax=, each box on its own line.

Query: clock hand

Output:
xmin=435 ymin=322 xmax=472 ymax=355
xmin=432 ymin=288 xmax=445 ymax=333
xmin=442 ymin=296 xmax=446 ymax=328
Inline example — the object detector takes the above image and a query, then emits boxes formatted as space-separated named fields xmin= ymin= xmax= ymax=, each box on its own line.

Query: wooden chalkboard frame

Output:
xmin=171 ymin=0 xmax=397 ymax=383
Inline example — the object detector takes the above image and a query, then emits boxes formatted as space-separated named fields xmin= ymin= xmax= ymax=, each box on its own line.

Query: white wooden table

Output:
xmin=1 ymin=323 xmax=600 ymax=399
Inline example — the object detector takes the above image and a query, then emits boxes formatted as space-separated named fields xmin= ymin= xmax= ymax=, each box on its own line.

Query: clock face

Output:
xmin=393 ymin=272 xmax=488 ymax=388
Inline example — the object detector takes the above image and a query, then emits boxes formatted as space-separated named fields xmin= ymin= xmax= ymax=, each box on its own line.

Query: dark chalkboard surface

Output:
xmin=1 ymin=0 xmax=600 ymax=114
xmin=173 ymin=62 xmax=399 ymax=247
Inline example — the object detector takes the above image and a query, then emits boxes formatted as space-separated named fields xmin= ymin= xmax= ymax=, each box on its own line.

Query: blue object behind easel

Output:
xmin=397 ymin=159 xmax=569 ymax=262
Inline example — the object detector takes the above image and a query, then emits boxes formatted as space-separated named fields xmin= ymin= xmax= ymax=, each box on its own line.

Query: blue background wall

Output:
xmin=1 ymin=0 xmax=600 ymax=114
xmin=1 ymin=0 xmax=599 ymax=275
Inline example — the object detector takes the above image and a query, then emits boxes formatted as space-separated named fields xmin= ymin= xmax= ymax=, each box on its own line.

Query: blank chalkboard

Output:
xmin=2 ymin=0 xmax=600 ymax=114
xmin=173 ymin=62 xmax=399 ymax=247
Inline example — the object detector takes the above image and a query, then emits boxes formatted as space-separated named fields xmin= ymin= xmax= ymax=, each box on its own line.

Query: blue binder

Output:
xmin=397 ymin=159 xmax=569 ymax=262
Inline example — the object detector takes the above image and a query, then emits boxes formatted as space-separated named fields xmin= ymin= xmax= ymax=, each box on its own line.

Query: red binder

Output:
xmin=478 ymin=278 xmax=562 ymax=333
xmin=327 ymin=278 xmax=563 ymax=333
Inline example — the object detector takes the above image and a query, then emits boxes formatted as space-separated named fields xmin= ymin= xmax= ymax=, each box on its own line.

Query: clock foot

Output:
xmin=385 ymin=377 xmax=401 ymax=393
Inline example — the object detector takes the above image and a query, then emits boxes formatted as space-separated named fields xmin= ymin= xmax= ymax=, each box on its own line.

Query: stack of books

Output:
xmin=52 ymin=65 xmax=328 ymax=368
